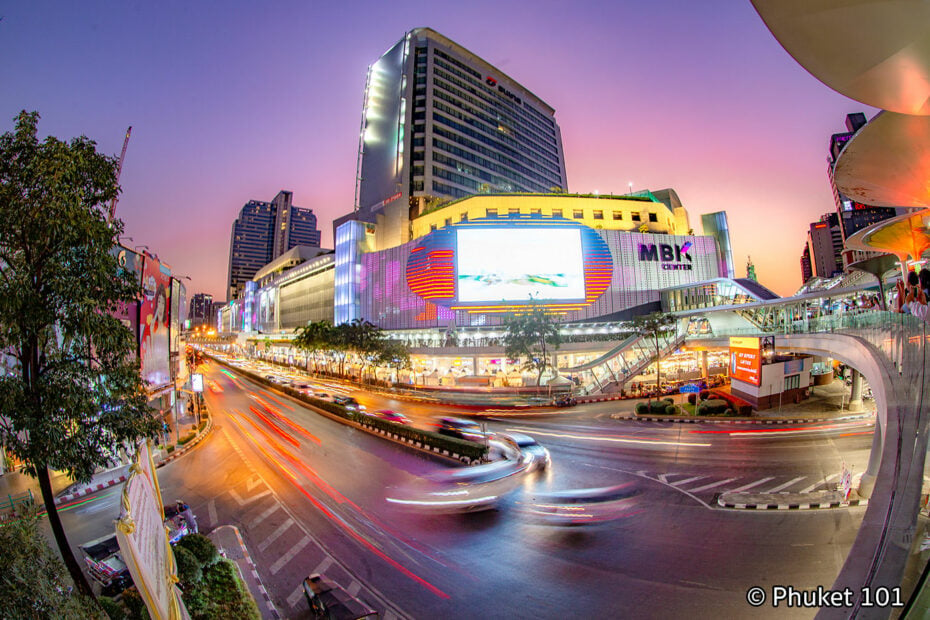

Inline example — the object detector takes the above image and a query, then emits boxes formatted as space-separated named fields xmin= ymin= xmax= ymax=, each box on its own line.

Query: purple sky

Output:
xmin=0 ymin=1 xmax=871 ymax=301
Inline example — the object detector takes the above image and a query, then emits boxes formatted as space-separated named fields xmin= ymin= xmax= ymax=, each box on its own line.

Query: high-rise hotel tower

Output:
xmin=336 ymin=28 xmax=568 ymax=250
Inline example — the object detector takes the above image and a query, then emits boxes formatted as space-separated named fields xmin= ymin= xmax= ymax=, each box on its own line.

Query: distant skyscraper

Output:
xmin=189 ymin=293 xmax=213 ymax=324
xmin=336 ymin=27 xmax=568 ymax=250
xmin=701 ymin=211 xmax=735 ymax=278
xmin=827 ymin=113 xmax=904 ymax=269
xmin=227 ymin=190 xmax=321 ymax=300
xmin=800 ymin=244 xmax=813 ymax=284
xmin=806 ymin=212 xmax=844 ymax=279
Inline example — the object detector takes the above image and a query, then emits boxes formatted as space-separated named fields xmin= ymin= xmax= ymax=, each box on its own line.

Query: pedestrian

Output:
xmin=896 ymin=279 xmax=929 ymax=322
xmin=176 ymin=499 xmax=198 ymax=533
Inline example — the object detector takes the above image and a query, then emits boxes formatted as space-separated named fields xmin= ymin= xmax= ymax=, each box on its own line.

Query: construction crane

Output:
xmin=107 ymin=126 xmax=132 ymax=223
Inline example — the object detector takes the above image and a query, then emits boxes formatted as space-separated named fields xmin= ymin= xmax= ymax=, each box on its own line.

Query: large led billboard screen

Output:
xmin=729 ymin=336 xmax=761 ymax=386
xmin=456 ymin=227 xmax=585 ymax=303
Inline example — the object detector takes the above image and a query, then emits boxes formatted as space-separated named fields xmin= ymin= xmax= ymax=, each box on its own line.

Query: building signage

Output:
xmin=729 ymin=336 xmax=761 ymax=386
xmin=485 ymin=76 xmax=523 ymax=105
xmin=191 ymin=373 xmax=203 ymax=393
xmin=638 ymin=241 xmax=693 ymax=270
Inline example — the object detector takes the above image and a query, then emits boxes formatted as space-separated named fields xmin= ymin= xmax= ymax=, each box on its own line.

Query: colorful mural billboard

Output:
xmin=139 ymin=256 xmax=171 ymax=389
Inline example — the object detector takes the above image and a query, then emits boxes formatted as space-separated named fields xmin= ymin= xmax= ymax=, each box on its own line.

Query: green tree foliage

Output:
xmin=0 ymin=512 xmax=104 ymax=618
xmin=503 ymin=301 xmax=562 ymax=386
xmin=182 ymin=559 xmax=260 ymax=620
xmin=295 ymin=318 xmax=409 ymax=379
xmin=627 ymin=311 xmax=678 ymax=401
xmin=175 ymin=546 xmax=203 ymax=587
xmin=375 ymin=338 xmax=411 ymax=371
xmin=176 ymin=533 xmax=219 ymax=568
xmin=0 ymin=111 xmax=160 ymax=597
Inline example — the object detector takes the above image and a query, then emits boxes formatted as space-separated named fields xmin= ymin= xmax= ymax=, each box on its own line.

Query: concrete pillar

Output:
xmin=858 ymin=418 xmax=882 ymax=499
xmin=848 ymin=368 xmax=863 ymax=412
xmin=699 ymin=351 xmax=708 ymax=380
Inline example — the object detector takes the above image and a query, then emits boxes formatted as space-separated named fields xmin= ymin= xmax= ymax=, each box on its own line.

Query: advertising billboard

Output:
xmin=139 ymin=257 xmax=171 ymax=389
xmin=456 ymin=227 xmax=585 ymax=303
xmin=729 ymin=336 xmax=761 ymax=386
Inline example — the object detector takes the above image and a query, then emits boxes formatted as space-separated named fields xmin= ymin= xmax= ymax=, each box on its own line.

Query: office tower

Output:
xmin=227 ymin=191 xmax=321 ymax=300
xmin=827 ymin=113 xmax=903 ymax=269
xmin=188 ymin=293 xmax=213 ymax=324
xmin=701 ymin=211 xmax=735 ymax=279
xmin=338 ymin=27 xmax=568 ymax=249
xmin=800 ymin=244 xmax=813 ymax=284
xmin=806 ymin=212 xmax=844 ymax=279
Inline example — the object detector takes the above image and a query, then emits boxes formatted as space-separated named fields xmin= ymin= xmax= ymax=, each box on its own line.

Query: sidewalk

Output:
xmin=208 ymin=525 xmax=280 ymax=620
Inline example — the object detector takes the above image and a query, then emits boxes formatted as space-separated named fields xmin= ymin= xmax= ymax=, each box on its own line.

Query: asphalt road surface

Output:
xmin=56 ymin=360 xmax=874 ymax=619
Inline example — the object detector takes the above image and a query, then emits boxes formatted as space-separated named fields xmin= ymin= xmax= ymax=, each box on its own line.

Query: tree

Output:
xmin=0 ymin=510 xmax=104 ymax=618
xmin=0 ymin=111 xmax=159 ymax=598
xmin=627 ymin=311 xmax=678 ymax=403
xmin=375 ymin=338 xmax=411 ymax=379
xmin=293 ymin=319 xmax=334 ymax=372
xmin=503 ymin=301 xmax=562 ymax=387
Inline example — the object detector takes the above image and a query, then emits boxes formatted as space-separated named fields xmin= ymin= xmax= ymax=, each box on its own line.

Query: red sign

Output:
xmin=729 ymin=337 xmax=761 ymax=386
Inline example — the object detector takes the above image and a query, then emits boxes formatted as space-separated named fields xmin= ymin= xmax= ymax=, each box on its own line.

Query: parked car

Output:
xmin=369 ymin=409 xmax=411 ymax=425
xmin=436 ymin=416 xmax=485 ymax=441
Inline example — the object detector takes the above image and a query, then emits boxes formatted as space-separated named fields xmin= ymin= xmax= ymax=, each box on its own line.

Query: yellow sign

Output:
xmin=728 ymin=337 xmax=760 ymax=349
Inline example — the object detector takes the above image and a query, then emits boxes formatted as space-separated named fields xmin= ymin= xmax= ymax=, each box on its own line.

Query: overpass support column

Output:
xmin=848 ymin=368 xmax=863 ymax=412
xmin=699 ymin=351 xmax=708 ymax=380
xmin=858 ymin=417 xmax=882 ymax=499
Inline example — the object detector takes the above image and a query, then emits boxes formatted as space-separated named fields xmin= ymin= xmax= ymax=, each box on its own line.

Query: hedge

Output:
xmin=210 ymin=356 xmax=488 ymax=461
xmin=696 ymin=398 xmax=729 ymax=415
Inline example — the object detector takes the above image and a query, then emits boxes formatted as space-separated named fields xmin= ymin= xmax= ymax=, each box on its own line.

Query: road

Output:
xmin=56 ymin=360 xmax=875 ymax=619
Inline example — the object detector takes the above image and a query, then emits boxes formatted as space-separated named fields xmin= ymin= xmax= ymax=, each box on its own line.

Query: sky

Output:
xmin=0 ymin=1 xmax=872 ymax=301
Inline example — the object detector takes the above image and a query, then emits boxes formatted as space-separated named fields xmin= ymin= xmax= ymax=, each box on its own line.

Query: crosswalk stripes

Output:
xmin=799 ymin=473 xmax=839 ymax=493
xmin=729 ymin=477 xmax=775 ymax=493
xmin=671 ymin=476 xmax=706 ymax=487
xmin=258 ymin=518 xmax=295 ymax=553
xmin=229 ymin=487 xmax=272 ymax=506
xmin=763 ymin=476 xmax=807 ymax=493
xmin=286 ymin=585 xmax=305 ymax=609
xmin=269 ymin=536 xmax=311 ymax=574
xmin=346 ymin=581 xmax=362 ymax=597
xmin=248 ymin=502 xmax=280 ymax=528
xmin=687 ymin=478 xmax=737 ymax=493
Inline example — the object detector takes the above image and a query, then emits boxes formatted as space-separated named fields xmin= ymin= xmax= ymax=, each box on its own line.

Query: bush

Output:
xmin=649 ymin=400 xmax=669 ymax=414
xmin=178 ymin=432 xmax=196 ymax=445
xmin=665 ymin=404 xmax=677 ymax=415
xmin=724 ymin=408 xmax=734 ymax=417
xmin=176 ymin=533 xmax=219 ymax=568
xmin=166 ymin=445 xmax=175 ymax=454
xmin=634 ymin=403 xmax=647 ymax=415
xmin=699 ymin=390 xmax=710 ymax=401
xmin=99 ymin=596 xmax=126 ymax=620
xmin=687 ymin=393 xmax=697 ymax=405
xmin=738 ymin=405 xmax=753 ymax=416
xmin=175 ymin=545 xmax=202 ymax=586
xmin=122 ymin=588 xmax=150 ymax=620
xmin=663 ymin=397 xmax=674 ymax=404
xmin=182 ymin=559 xmax=260 ymax=620
xmin=700 ymin=399 xmax=729 ymax=415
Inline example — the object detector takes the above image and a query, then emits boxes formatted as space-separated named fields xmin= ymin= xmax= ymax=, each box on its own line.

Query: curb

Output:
xmin=614 ymin=412 xmax=874 ymax=425
xmin=228 ymin=526 xmax=280 ymax=620
xmin=53 ymin=415 xmax=214 ymax=506
xmin=717 ymin=496 xmax=869 ymax=510
xmin=356 ymin=421 xmax=481 ymax=465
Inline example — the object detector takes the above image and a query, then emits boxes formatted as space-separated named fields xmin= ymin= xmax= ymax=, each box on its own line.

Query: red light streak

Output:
xmin=247 ymin=406 xmax=300 ymax=448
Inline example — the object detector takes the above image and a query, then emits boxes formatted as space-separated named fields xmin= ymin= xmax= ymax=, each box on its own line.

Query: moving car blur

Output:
xmin=386 ymin=460 xmax=524 ymax=514
xmin=518 ymin=483 xmax=641 ymax=526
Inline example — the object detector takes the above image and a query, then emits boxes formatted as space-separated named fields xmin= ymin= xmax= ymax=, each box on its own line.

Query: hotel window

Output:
xmin=430 ymin=224 xmax=437 ymax=231
xmin=552 ymin=209 xmax=562 ymax=217
xmin=460 ymin=213 xmax=468 ymax=222
xmin=573 ymin=210 xmax=584 ymax=219
xmin=631 ymin=213 xmax=641 ymax=222
xmin=445 ymin=218 xmax=452 ymax=227
xmin=612 ymin=211 xmax=623 ymax=220
xmin=486 ymin=208 xmax=497 ymax=218
xmin=530 ymin=208 xmax=541 ymax=215
xmin=509 ymin=208 xmax=520 ymax=215
xmin=593 ymin=210 xmax=603 ymax=220
xmin=648 ymin=212 xmax=658 ymax=222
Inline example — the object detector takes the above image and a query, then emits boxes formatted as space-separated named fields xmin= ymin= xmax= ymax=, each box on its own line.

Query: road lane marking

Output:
xmin=270 ymin=536 xmax=311 ymax=574
xmin=513 ymin=428 xmax=711 ymax=447
xmin=347 ymin=581 xmax=361 ymax=596
xmin=671 ymin=476 xmax=706 ymax=487
xmin=728 ymin=477 xmax=775 ymax=493
xmin=287 ymin=585 xmax=305 ymax=608
xmin=259 ymin=518 xmax=295 ymax=552
xmin=311 ymin=556 xmax=335 ymax=575
xmin=229 ymin=488 xmax=272 ymax=506
xmin=247 ymin=475 xmax=263 ymax=492
xmin=686 ymin=478 xmax=737 ymax=493
xmin=799 ymin=473 xmax=839 ymax=493
xmin=208 ymin=499 xmax=217 ymax=526
xmin=763 ymin=476 xmax=807 ymax=493
xmin=249 ymin=503 xmax=280 ymax=528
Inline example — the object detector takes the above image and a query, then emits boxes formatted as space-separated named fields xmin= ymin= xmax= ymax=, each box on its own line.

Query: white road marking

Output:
xmin=229 ymin=488 xmax=271 ymax=506
xmin=258 ymin=518 xmax=295 ymax=553
xmin=763 ymin=476 xmax=807 ymax=493
xmin=347 ymin=581 xmax=361 ymax=596
xmin=799 ymin=473 xmax=839 ymax=493
xmin=270 ymin=536 xmax=311 ymax=574
xmin=207 ymin=499 xmax=217 ymax=526
xmin=728 ymin=477 xmax=775 ymax=493
xmin=249 ymin=503 xmax=280 ymax=528
xmin=311 ymin=556 xmax=335 ymax=576
xmin=286 ymin=585 xmax=305 ymax=608
xmin=246 ymin=475 xmax=263 ymax=492
xmin=686 ymin=478 xmax=738 ymax=493
xmin=671 ymin=476 xmax=706 ymax=487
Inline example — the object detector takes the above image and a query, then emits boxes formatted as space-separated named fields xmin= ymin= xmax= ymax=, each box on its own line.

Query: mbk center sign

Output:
xmin=638 ymin=241 xmax=693 ymax=270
